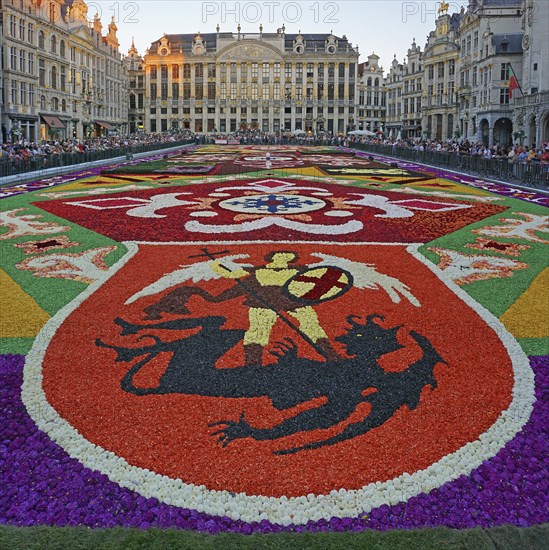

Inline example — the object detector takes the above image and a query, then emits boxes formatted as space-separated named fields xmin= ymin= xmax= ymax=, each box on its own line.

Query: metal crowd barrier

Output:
xmin=349 ymin=143 xmax=549 ymax=190
xmin=0 ymin=140 xmax=194 ymax=178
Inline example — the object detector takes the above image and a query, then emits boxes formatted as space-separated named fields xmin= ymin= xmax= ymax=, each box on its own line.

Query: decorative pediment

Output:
xmin=218 ymin=41 xmax=283 ymax=62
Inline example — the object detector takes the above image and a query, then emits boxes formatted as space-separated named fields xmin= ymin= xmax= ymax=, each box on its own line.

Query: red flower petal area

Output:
xmin=42 ymin=243 xmax=513 ymax=498
xmin=35 ymin=180 xmax=505 ymax=243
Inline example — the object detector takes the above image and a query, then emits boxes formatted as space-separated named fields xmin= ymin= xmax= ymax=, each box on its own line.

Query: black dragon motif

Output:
xmin=96 ymin=313 xmax=445 ymax=454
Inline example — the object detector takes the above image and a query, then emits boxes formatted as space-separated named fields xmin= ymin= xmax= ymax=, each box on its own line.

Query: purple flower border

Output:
xmin=1 ymin=353 xmax=547 ymax=532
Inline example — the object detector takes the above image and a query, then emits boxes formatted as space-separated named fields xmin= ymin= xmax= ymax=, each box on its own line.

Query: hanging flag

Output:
xmin=508 ymin=64 xmax=522 ymax=100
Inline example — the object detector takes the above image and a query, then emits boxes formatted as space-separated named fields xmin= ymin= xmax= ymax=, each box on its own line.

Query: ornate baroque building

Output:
xmin=384 ymin=55 xmax=404 ymax=139
xmin=1 ymin=0 xmax=128 ymax=143
xmin=514 ymin=0 xmax=549 ymax=146
xmin=457 ymin=0 xmax=524 ymax=147
xmin=357 ymin=53 xmax=386 ymax=134
xmin=137 ymin=27 xmax=359 ymax=135
xmin=125 ymin=38 xmax=145 ymax=134
xmin=421 ymin=3 xmax=461 ymax=141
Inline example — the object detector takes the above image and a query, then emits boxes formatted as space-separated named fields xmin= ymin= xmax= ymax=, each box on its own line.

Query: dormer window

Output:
xmin=326 ymin=35 xmax=337 ymax=54
xmin=294 ymin=34 xmax=305 ymax=54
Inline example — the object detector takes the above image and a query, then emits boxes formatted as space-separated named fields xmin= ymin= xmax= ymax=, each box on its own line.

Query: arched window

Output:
xmin=52 ymin=97 xmax=59 ymax=111
xmin=51 ymin=66 xmax=57 ymax=89
xmin=367 ymin=77 xmax=372 ymax=87
xmin=50 ymin=35 xmax=57 ymax=53
xmin=61 ymin=99 xmax=67 ymax=112
xmin=38 ymin=31 xmax=45 ymax=49
xmin=60 ymin=40 xmax=66 ymax=58
xmin=40 ymin=95 xmax=46 ymax=109
xmin=375 ymin=78 xmax=380 ymax=87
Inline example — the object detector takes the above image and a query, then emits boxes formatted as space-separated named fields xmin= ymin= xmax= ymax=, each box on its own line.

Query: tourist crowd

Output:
xmin=0 ymin=131 xmax=195 ymax=161
xmin=347 ymin=135 xmax=549 ymax=164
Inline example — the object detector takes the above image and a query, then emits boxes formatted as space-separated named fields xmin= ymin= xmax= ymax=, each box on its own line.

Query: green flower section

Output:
xmin=1 ymin=190 xmax=125 ymax=354
xmin=420 ymin=197 xmax=548 ymax=355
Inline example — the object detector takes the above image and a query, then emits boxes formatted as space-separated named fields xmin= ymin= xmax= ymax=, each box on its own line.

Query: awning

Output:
xmin=41 ymin=115 xmax=65 ymax=129
xmin=95 ymin=120 xmax=115 ymax=130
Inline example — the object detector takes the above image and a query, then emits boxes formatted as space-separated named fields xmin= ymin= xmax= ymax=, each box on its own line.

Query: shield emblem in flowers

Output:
xmin=23 ymin=242 xmax=533 ymax=525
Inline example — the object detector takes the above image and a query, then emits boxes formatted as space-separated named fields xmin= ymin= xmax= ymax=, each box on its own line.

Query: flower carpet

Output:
xmin=1 ymin=145 xmax=548 ymax=534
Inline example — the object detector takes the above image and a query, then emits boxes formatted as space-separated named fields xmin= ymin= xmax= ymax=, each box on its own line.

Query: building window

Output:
xmin=473 ymin=31 xmax=479 ymax=50
xmin=60 ymin=40 xmax=66 ymax=58
xmin=274 ymin=63 xmax=281 ymax=79
xmin=161 ymin=65 xmax=168 ymax=79
xmin=262 ymin=62 xmax=269 ymax=81
xmin=428 ymin=65 xmax=434 ymax=79
xmin=207 ymin=63 xmax=216 ymax=78
xmin=183 ymin=64 xmax=191 ymax=78
xmin=195 ymin=64 xmax=204 ymax=78
xmin=500 ymin=63 xmax=510 ymax=81
xmin=161 ymin=83 xmax=168 ymax=100
xmin=52 ymin=97 xmax=59 ymax=111
xmin=500 ymin=88 xmax=510 ymax=105
xmin=273 ymin=84 xmax=280 ymax=100
xmin=220 ymin=83 xmax=226 ymax=100
xmin=230 ymin=82 xmax=237 ymax=100
xmin=208 ymin=82 xmax=216 ymax=99
xmin=150 ymin=83 xmax=157 ymax=98
xmin=61 ymin=66 xmax=66 ymax=91
xmin=285 ymin=84 xmax=292 ymax=100
xmin=11 ymin=81 xmax=19 ymax=105
xmin=61 ymin=99 xmax=66 ymax=112
xmin=51 ymin=66 xmax=57 ymax=89
xmin=328 ymin=63 xmax=335 ymax=78
xmin=10 ymin=47 xmax=17 ymax=71
xmin=20 ymin=82 xmax=27 ymax=105
xmin=285 ymin=63 xmax=292 ymax=79
xmin=437 ymin=62 xmax=444 ymax=78
xmin=50 ymin=35 xmax=57 ymax=53
xmin=19 ymin=18 xmax=25 ymax=40
xmin=449 ymin=59 xmax=455 ymax=76
xmin=150 ymin=65 xmax=157 ymax=79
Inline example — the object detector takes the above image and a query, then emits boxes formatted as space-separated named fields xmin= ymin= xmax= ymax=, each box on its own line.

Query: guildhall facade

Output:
xmin=134 ymin=27 xmax=359 ymax=135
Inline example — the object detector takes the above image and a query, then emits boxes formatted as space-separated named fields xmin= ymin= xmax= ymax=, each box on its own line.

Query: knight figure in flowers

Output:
xmin=96 ymin=248 xmax=445 ymax=454
xmin=123 ymin=248 xmax=418 ymax=366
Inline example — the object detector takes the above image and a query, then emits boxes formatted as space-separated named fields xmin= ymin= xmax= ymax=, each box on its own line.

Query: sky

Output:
xmin=89 ymin=0 xmax=469 ymax=72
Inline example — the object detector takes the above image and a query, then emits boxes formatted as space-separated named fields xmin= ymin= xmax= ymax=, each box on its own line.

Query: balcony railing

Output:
xmin=515 ymin=90 xmax=549 ymax=107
